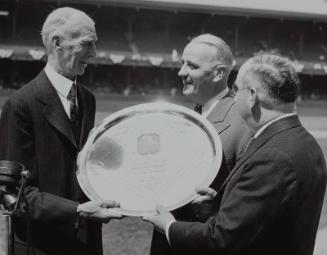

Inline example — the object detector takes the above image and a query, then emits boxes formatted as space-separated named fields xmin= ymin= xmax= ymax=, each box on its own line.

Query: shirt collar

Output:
xmin=202 ymin=87 xmax=229 ymax=117
xmin=45 ymin=64 xmax=75 ymax=98
xmin=253 ymin=113 xmax=297 ymax=139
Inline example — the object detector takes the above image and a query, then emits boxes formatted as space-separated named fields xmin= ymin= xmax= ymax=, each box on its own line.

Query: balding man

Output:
xmin=144 ymin=55 xmax=327 ymax=255
xmin=149 ymin=34 xmax=252 ymax=255
xmin=0 ymin=7 xmax=121 ymax=255
xmin=178 ymin=34 xmax=252 ymax=173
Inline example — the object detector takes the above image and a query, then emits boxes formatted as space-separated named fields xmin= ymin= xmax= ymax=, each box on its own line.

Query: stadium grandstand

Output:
xmin=1 ymin=0 xmax=327 ymax=98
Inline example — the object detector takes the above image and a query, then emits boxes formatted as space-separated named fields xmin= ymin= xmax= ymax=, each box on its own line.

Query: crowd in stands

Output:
xmin=1 ymin=2 xmax=327 ymax=62
xmin=1 ymin=67 xmax=326 ymax=100
xmin=0 ymin=77 xmax=182 ymax=97
xmin=1 ymin=1 xmax=327 ymax=98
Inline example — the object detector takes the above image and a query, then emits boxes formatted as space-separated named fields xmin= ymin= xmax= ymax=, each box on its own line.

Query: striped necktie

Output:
xmin=67 ymin=82 xmax=78 ymax=122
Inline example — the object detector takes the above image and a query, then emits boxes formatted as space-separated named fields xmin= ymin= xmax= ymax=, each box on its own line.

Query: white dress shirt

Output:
xmin=44 ymin=64 xmax=76 ymax=118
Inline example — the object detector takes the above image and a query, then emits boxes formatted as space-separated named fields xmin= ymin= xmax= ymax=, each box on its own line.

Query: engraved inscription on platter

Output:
xmin=77 ymin=103 xmax=222 ymax=216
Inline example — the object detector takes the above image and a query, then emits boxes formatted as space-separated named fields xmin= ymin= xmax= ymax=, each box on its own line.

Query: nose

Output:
xmin=178 ymin=64 xmax=188 ymax=78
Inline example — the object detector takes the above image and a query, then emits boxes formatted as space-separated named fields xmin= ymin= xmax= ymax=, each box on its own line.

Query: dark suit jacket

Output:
xmin=168 ymin=116 xmax=327 ymax=255
xmin=150 ymin=92 xmax=253 ymax=255
xmin=0 ymin=71 xmax=100 ymax=255
xmin=207 ymin=92 xmax=253 ymax=185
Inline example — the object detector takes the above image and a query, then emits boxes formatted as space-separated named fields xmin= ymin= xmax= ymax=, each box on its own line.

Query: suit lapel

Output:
xmin=34 ymin=71 xmax=77 ymax=148
xmin=206 ymin=92 xmax=235 ymax=134
xmin=217 ymin=115 xmax=302 ymax=194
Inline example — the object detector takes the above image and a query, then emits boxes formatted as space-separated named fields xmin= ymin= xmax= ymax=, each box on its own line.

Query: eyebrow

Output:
xmin=182 ymin=59 xmax=199 ymax=67
xmin=81 ymin=37 xmax=97 ymax=43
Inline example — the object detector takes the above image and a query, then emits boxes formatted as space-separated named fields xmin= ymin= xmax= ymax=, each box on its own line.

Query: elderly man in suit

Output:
xmin=150 ymin=34 xmax=252 ymax=255
xmin=0 ymin=7 xmax=121 ymax=255
xmin=144 ymin=54 xmax=327 ymax=255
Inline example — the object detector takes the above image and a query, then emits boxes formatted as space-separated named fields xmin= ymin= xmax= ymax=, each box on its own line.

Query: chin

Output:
xmin=183 ymin=85 xmax=196 ymax=96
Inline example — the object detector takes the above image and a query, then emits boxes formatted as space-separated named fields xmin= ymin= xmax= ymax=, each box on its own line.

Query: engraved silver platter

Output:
xmin=77 ymin=102 xmax=222 ymax=216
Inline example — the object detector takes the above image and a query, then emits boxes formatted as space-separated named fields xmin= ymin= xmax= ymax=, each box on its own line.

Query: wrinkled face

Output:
xmin=57 ymin=21 xmax=97 ymax=79
xmin=178 ymin=42 xmax=219 ymax=103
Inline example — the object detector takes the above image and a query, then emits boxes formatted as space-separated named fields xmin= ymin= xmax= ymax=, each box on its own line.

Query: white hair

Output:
xmin=41 ymin=7 xmax=95 ymax=50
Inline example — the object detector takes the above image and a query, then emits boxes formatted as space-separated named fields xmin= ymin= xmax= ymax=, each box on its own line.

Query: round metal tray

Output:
xmin=77 ymin=102 xmax=222 ymax=216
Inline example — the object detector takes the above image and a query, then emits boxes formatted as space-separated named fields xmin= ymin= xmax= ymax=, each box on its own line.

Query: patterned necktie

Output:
xmin=67 ymin=83 xmax=78 ymax=122
xmin=194 ymin=104 xmax=203 ymax=114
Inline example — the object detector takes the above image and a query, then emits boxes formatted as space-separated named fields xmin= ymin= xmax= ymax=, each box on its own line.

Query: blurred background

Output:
xmin=0 ymin=0 xmax=326 ymax=254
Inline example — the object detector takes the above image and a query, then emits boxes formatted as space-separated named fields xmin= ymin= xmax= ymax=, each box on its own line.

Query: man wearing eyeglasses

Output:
xmin=149 ymin=34 xmax=252 ymax=255
xmin=145 ymin=54 xmax=326 ymax=255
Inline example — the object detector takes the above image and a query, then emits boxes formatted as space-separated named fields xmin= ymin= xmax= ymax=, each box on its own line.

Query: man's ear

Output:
xmin=249 ymin=87 xmax=259 ymax=108
xmin=52 ymin=35 xmax=62 ymax=51
xmin=213 ymin=67 xmax=226 ymax=82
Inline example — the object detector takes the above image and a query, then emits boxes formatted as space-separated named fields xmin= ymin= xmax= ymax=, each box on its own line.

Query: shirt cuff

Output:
xmin=165 ymin=219 xmax=176 ymax=245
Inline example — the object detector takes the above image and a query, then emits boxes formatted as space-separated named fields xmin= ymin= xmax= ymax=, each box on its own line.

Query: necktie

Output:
xmin=194 ymin=104 xmax=203 ymax=114
xmin=67 ymin=83 xmax=78 ymax=122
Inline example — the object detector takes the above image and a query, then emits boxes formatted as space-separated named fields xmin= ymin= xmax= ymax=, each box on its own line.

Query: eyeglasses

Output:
xmin=214 ymin=63 xmax=226 ymax=69
xmin=231 ymin=83 xmax=250 ymax=94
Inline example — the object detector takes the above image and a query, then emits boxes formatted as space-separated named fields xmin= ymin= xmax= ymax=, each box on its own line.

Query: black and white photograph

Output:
xmin=0 ymin=0 xmax=326 ymax=255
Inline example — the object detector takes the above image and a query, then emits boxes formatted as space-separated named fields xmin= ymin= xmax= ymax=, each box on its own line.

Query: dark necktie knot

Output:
xmin=194 ymin=104 xmax=203 ymax=114
xmin=68 ymin=82 xmax=77 ymax=99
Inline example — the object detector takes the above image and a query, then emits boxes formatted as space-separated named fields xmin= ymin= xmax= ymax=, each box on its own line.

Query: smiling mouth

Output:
xmin=183 ymin=82 xmax=194 ymax=91
xmin=183 ymin=80 xmax=193 ymax=86
xmin=184 ymin=83 xmax=194 ymax=89
xmin=183 ymin=82 xmax=198 ymax=94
